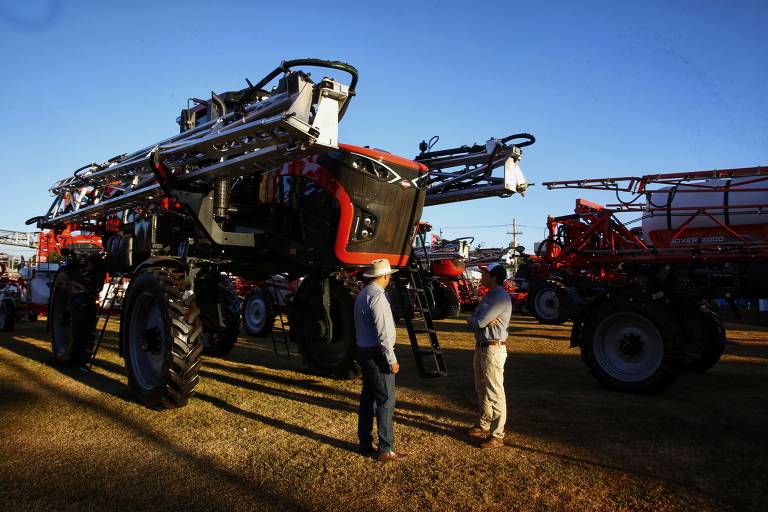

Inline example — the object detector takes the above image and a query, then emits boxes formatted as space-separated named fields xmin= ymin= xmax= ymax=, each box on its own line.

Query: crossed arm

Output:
xmin=468 ymin=298 xmax=508 ymax=328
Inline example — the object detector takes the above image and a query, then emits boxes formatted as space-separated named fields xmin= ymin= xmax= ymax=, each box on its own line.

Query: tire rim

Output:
xmin=244 ymin=294 xmax=268 ymax=334
xmin=51 ymin=284 xmax=73 ymax=358
xmin=592 ymin=312 xmax=664 ymax=382
xmin=128 ymin=291 xmax=167 ymax=391
xmin=534 ymin=287 xmax=561 ymax=320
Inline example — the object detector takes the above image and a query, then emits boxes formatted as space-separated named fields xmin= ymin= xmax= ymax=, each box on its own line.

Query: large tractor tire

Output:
xmin=430 ymin=280 xmax=460 ymax=320
xmin=528 ymin=279 xmax=570 ymax=324
xmin=678 ymin=301 xmax=726 ymax=373
xmin=197 ymin=274 xmax=241 ymax=356
xmin=0 ymin=298 xmax=16 ymax=331
xmin=289 ymin=277 xmax=357 ymax=378
xmin=577 ymin=296 xmax=680 ymax=393
xmin=242 ymin=289 xmax=276 ymax=337
xmin=49 ymin=266 xmax=100 ymax=365
xmin=121 ymin=268 xmax=203 ymax=409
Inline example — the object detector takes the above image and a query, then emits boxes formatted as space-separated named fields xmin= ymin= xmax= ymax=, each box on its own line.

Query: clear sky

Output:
xmin=0 ymin=0 xmax=766 ymax=256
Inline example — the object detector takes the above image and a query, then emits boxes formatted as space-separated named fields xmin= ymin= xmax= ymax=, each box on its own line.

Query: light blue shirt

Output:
xmin=354 ymin=282 xmax=397 ymax=365
xmin=468 ymin=286 xmax=512 ymax=343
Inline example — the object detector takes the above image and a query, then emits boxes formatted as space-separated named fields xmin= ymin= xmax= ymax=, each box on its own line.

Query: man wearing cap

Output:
xmin=466 ymin=263 xmax=512 ymax=449
xmin=354 ymin=258 xmax=406 ymax=462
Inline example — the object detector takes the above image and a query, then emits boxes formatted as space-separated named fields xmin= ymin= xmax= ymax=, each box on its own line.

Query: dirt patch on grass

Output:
xmin=1 ymin=315 xmax=766 ymax=511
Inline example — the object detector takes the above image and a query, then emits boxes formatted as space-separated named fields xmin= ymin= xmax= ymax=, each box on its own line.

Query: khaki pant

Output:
xmin=473 ymin=345 xmax=507 ymax=438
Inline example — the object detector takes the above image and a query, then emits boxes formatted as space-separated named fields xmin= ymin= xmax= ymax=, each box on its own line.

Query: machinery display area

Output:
xmin=518 ymin=166 xmax=768 ymax=392
xmin=27 ymin=59 xmax=534 ymax=409
xmin=3 ymin=5 xmax=768 ymax=510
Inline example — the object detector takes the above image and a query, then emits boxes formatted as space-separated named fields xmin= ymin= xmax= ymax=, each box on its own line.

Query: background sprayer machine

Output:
xmin=516 ymin=166 xmax=768 ymax=393
xmin=29 ymin=58 xmax=535 ymax=409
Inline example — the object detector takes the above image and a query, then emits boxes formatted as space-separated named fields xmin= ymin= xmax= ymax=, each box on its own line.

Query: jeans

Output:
xmin=357 ymin=348 xmax=396 ymax=453
xmin=473 ymin=345 xmax=507 ymax=438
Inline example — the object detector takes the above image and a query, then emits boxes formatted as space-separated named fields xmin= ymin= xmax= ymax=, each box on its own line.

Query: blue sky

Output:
xmin=1 ymin=0 xmax=766 ymax=256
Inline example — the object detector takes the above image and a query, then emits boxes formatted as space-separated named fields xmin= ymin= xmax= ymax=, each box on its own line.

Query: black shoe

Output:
xmin=359 ymin=444 xmax=377 ymax=455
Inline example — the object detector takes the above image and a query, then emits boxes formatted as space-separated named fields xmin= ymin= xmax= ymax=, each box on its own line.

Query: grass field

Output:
xmin=1 ymin=314 xmax=766 ymax=511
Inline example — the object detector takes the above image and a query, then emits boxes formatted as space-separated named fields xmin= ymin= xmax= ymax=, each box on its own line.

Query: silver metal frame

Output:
xmin=38 ymin=70 xmax=350 ymax=228
xmin=420 ymin=137 xmax=531 ymax=206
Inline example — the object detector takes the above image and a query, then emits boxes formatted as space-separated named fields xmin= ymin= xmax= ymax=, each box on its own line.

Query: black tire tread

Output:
xmin=430 ymin=280 xmax=460 ymax=320
xmin=578 ymin=295 xmax=680 ymax=394
xmin=290 ymin=277 xmax=358 ymax=378
xmin=678 ymin=300 xmax=726 ymax=373
xmin=122 ymin=267 xmax=202 ymax=409
xmin=0 ymin=298 xmax=16 ymax=331
xmin=199 ymin=275 xmax=241 ymax=356
xmin=49 ymin=266 xmax=100 ymax=365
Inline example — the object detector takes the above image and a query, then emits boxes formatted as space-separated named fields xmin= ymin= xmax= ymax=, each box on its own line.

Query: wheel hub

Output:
xmin=591 ymin=311 xmax=664 ymax=383
xmin=245 ymin=295 xmax=267 ymax=332
xmin=535 ymin=288 xmax=560 ymax=319
xmin=141 ymin=326 xmax=163 ymax=353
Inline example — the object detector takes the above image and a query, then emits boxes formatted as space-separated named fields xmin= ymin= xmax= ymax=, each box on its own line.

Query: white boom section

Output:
xmin=37 ymin=74 xmax=349 ymax=227
xmin=0 ymin=231 xmax=38 ymax=249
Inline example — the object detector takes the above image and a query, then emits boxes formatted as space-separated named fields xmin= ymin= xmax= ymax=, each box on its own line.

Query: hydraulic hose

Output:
xmin=247 ymin=58 xmax=359 ymax=121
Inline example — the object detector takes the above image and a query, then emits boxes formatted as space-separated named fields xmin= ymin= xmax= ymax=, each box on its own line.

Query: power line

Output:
xmin=440 ymin=223 xmax=543 ymax=229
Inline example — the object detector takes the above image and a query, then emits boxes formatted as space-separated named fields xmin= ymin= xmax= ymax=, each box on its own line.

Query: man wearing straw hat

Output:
xmin=354 ymin=258 xmax=407 ymax=462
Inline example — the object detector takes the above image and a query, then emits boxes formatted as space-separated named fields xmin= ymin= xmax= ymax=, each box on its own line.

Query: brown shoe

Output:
xmin=377 ymin=451 xmax=408 ymax=462
xmin=466 ymin=425 xmax=490 ymax=437
xmin=479 ymin=436 xmax=504 ymax=449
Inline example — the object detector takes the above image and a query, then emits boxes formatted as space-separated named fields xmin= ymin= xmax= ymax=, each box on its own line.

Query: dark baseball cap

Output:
xmin=483 ymin=262 xmax=507 ymax=281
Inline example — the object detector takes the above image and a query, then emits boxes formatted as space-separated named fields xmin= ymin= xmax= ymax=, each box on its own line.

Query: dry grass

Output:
xmin=0 ymin=313 xmax=766 ymax=512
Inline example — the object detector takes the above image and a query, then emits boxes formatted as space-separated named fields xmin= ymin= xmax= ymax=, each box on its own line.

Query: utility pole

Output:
xmin=506 ymin=219 xmax=522 ymax=249
xmin=506 ymin=219 xmax=524 ymax=274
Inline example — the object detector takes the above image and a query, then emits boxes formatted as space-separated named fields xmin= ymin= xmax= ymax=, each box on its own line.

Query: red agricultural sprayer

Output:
xmin=515 ymin=166 xmax=768 ymax=392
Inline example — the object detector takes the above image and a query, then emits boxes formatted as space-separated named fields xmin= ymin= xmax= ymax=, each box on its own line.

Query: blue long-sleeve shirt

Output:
xmin=468 ymin=286 xmax=512 ymax=343
xmin=354 ymin=282 xmax=397 ymax=364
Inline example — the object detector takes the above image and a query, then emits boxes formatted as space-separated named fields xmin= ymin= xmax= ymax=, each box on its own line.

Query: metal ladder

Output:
xmin=85 ymin=275 xmax=126 ymax=370
xmin=394 ymin=259 xmax=447 ymax=378
xmin=271 ymin=312 xmax=291 ymax=358
xmin=268 ymin=277 xmax=291 ymax=358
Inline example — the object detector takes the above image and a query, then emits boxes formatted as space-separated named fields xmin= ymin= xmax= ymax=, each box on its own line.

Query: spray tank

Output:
xmin=641 ymin=177 xmax=768 ymax=247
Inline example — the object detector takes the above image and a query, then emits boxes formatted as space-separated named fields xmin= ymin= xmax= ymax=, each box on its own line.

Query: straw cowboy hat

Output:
xmin=363 ymin=258 xmax=399 ymax=278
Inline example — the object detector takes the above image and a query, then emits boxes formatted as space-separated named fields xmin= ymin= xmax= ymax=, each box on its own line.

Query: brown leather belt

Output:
xmin=476 ymin=340 xmax=506 ymax=348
